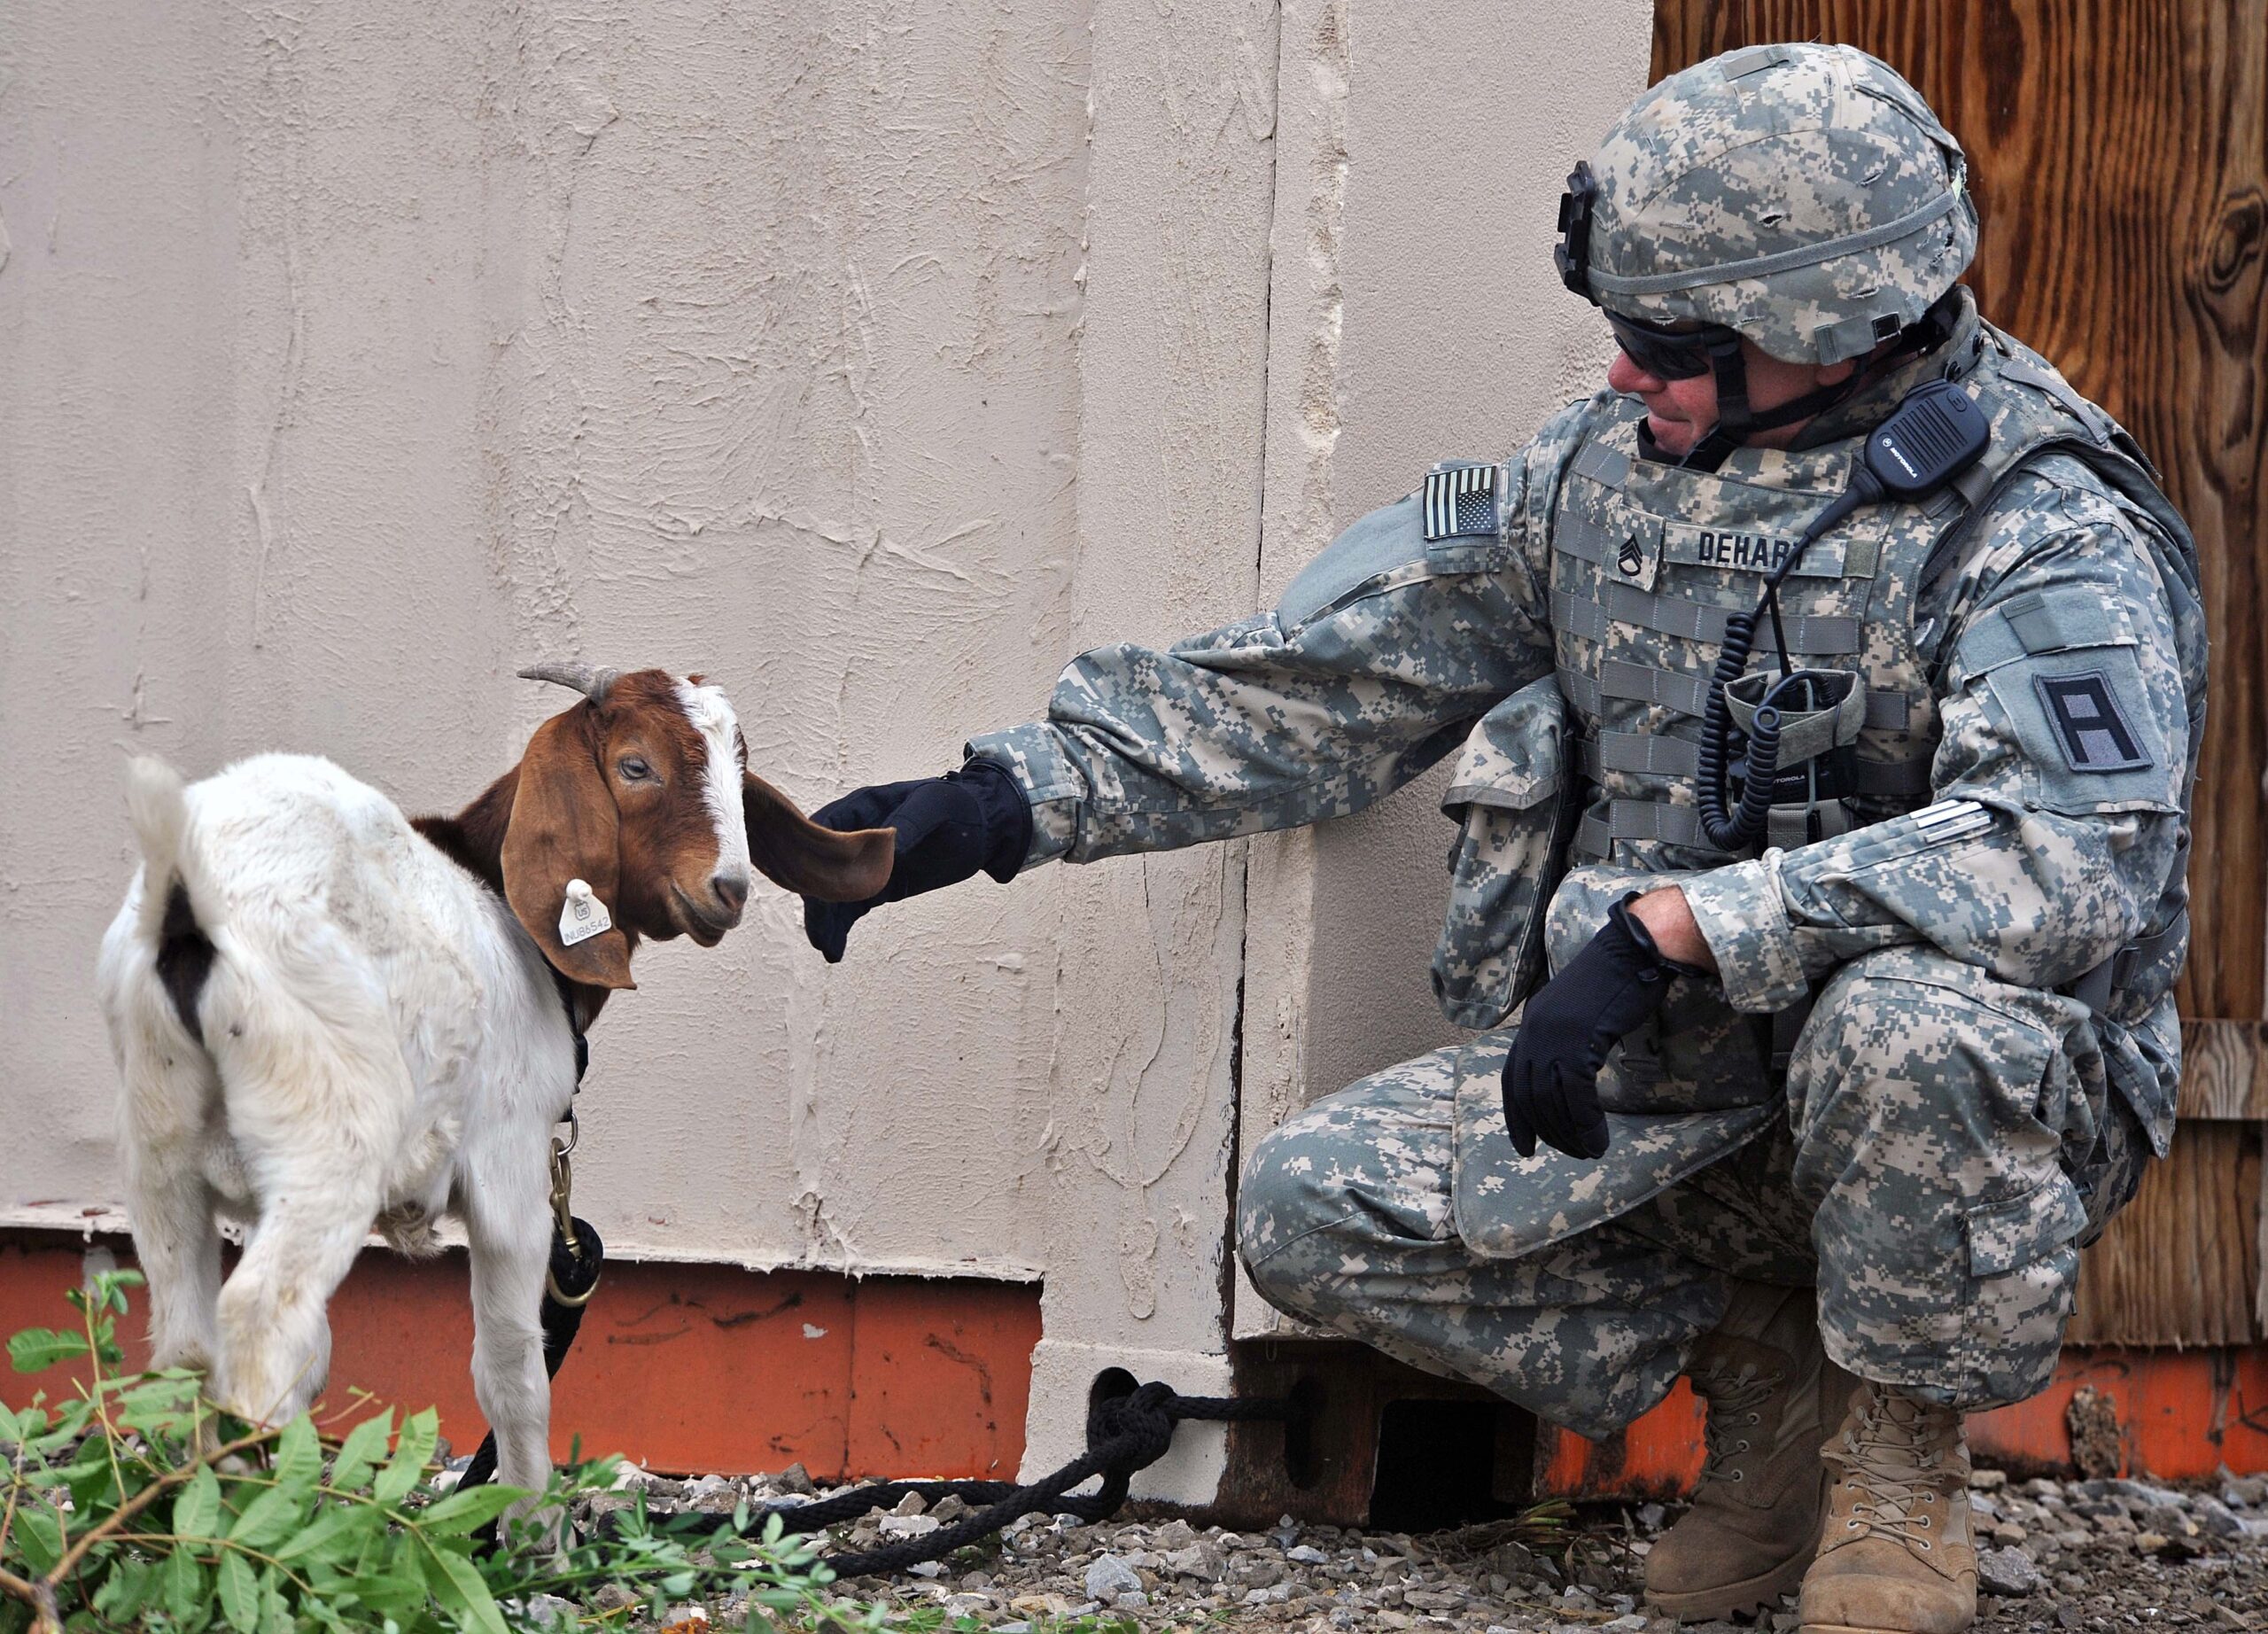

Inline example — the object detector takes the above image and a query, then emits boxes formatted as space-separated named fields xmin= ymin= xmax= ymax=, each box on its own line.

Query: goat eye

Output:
xmin=618 ymin=757 xmax=654 ymax=782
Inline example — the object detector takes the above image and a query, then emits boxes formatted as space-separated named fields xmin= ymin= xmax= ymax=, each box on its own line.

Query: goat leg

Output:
xmin=463 ymin=1176 xmax=557 ymax=1537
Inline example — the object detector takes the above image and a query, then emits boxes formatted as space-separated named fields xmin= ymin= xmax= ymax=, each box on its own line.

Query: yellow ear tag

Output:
xmin=559 ymin=879 xmax=614 ymax=947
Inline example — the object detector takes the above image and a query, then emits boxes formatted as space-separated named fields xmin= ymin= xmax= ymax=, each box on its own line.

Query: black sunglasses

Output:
xmin=1605 ymin=310 xmax=1734 ymax=381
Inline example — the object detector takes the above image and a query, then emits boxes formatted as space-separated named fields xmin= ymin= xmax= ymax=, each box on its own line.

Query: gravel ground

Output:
xmin=570 ymin=1463 xmax=2268 ymax=1632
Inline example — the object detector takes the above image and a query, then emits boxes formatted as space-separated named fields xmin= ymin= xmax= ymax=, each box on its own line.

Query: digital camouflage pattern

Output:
xmin=1232 ymin=1036 xmax=1751 ymax=1440
xmin=1579 ymin=43 xmax=1977 ymax=365
xmin=1788 ymin=948 xmax=2108 ymax=1404
xmin=1233 ymin=982 xmax=2148 ymax=1438
xmin=1428 ymin=676 xmax=1573 ymax=1030
xmin=967 ymin=61 xmax=2204 ymax=1432
xmin=968 ymin=492 xmax=1549 ymax=868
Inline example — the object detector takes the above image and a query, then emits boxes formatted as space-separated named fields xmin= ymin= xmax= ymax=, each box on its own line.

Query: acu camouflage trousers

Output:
xmin=1237 ymin=945 xmax=2149 ymax=1442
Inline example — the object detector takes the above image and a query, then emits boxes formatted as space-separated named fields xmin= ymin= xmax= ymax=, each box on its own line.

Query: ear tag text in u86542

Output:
xmin=559 ymin=878 xmax=613 ymax=947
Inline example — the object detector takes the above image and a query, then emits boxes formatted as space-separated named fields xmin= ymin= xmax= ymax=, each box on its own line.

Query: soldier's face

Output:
xmin=1607 ymin=338 xmax=1856 ymax=458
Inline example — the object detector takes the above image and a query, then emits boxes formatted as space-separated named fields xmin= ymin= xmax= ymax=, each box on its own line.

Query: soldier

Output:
xmin=795 ymin=43 xmax=2206 ymax=1634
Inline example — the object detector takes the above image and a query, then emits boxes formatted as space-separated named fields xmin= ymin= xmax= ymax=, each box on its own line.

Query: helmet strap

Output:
xmin=1680 ymin=334 xmax=1753 ymax=471
xmin=1632 ymin=298 xmax=1959 ymax=471
xmin=1677 ymin=335 xmax=1883 ymax=472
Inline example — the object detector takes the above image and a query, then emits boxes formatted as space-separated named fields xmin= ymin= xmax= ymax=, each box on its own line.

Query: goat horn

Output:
xmin=517 ymin=662 xmax=620 ymax=704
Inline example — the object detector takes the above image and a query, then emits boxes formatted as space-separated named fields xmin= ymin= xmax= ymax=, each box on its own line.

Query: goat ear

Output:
xmin=501 ymin=710 xmax=637 ymax=990
xmin=743 ymin=771 xmax=897 ymax=903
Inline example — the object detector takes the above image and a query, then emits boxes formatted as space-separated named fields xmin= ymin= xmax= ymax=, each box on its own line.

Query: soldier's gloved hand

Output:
xmin=801 ymin=759 xmax=1034 ymax=962
xmin=1502 ymin=893 xmax=1703 ymax=1161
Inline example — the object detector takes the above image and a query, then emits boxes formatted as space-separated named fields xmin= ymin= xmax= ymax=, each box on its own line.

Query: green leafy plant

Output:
xmin=0 ymin=1270 xmax=912 ymax=1633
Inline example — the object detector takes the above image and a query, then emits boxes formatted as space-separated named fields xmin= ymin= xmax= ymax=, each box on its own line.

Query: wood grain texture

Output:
xmin=1651 ymin=2 xmax=2268 ymax=1021
xmin=2070 ymin=1120 xmax=2260 ymax=1346
xmin=2179 ymin=1019 xmax=2268 ymax=1120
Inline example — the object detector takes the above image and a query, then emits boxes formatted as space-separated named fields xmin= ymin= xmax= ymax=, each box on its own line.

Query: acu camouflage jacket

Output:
xmin=969 ymin=292 xmax=2206 ymax=1173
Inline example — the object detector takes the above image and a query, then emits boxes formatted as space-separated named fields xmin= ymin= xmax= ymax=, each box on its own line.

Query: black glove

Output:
xmin=1502 ymin=893 xmax=1703 ymax=1162
xmin=802 ymin=759 xmax=1034 ymax=962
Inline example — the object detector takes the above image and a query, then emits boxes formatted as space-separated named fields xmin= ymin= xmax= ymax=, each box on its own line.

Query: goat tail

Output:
xmin=126 ymin=756 xmax=191 ymax=941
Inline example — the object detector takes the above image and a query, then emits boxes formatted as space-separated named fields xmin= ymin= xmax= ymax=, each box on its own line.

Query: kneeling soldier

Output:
xmin=799 ymin=43 xmax=2206 ymax=1634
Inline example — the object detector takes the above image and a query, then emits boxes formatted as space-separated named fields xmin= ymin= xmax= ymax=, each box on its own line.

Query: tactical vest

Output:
xmin=1432 ymin=318 xmax=2204 ymax=1139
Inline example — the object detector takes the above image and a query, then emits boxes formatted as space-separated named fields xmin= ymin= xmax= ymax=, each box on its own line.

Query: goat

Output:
xmin=95 ymin=663 xmax=892 ymax=1504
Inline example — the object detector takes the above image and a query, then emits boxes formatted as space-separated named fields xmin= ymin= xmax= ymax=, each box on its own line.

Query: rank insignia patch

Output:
xmin=2034 ymin=671 xmax=2151 ymax=773
xmin=1423 ymin=463 xmax=1498 ymax=542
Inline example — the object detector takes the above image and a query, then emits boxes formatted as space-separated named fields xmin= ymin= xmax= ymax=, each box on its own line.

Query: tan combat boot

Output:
xmin=1799 ymin=1380 xmax=1977 ymax=1634
xmin=1644 ymin=1282 xmax=1853 ymax=1622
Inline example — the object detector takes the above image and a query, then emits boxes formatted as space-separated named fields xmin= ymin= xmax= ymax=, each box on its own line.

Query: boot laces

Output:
xmin=1694 ymin=1360 xmax=1781 ymax=1482
xmin=1831 ymin=1389 xmax=1953 ymax=1550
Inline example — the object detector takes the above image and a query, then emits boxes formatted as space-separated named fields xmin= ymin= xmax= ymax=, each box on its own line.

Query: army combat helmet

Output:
xmin=1556 ymin=42 xmax=1977 ymax=468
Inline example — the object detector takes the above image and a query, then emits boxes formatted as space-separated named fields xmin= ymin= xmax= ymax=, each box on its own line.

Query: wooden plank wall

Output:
xmin=2078 ymin=1026 xmax=2266 ymax=1344
xmin=1650 ymin=3 xmax=2268 ymax=1345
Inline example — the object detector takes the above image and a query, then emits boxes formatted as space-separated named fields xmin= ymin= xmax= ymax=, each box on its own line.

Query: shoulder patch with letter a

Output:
xmin=2033 ymin=672 xmax=2151 ymax=772
xmin=1423 ymin=463 xmax=1498 ymax=542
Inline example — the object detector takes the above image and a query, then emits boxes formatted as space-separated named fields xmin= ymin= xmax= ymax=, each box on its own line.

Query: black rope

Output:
xmin=634 ymin=1380 xmax=1295 ymax=1581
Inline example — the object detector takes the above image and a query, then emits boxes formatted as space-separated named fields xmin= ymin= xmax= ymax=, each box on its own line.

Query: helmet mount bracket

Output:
xmin=1555 ymin=161 xmax=1599 ymax=300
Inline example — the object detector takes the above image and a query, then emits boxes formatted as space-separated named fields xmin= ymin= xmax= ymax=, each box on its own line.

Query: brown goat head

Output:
xmin=498 ymin=666 xmax=894 ymax=990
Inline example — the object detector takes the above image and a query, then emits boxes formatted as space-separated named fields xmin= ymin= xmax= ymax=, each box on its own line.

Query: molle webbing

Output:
xmin=1573 ymin=733 xmax=1933 ymax=798
xmin=1579 ymin=732 xmax=1703 ymax=779
xmin=1551 ymin=582 xmax=1861 ymax=654
xmin=1550 ymin=512 xmax=1649 ymax=572
xmin=1559 ymin=663 xmax=1915 ymax=729
xmin=1571 ymin=794 xmax=1861 ymax=862
xmin=1573 ymin=798 xmax=1730 ymax=859
xmin=1569 ymin=440 xmax=1631 ymax=488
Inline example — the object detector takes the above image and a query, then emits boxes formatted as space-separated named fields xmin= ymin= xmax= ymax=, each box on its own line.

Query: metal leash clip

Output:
xmin=546 ymin=1112 xmax=600 ymax=1308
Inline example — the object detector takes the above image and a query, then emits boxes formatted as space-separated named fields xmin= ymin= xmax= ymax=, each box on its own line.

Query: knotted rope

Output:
xmin=641 ymin=1380 xmax=1295 ymax=1580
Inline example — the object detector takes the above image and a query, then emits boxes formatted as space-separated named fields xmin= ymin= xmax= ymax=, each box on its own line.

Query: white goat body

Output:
xmin=98 ymin=751 xmax=585 ymax=1493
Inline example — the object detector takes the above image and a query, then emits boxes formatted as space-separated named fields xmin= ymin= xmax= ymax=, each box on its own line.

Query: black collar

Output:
xmin=548 ymin=969 xmax=591 ymax=1085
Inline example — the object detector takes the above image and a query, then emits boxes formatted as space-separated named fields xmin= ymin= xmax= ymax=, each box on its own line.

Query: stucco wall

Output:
xmin=1 ymin=0 xmax=1094 ymax=1281
xmin=0 ymin=0 xmax=1647 ymax=1490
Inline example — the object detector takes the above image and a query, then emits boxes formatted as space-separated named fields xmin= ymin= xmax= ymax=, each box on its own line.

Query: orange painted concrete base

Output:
xmin=17 ymin=1228 xmax=2268 ymax=1503
xmin=0 ymin=1233 xmax=1039 ymax=1482
xmin=1541 ymin=1346 xmax=2268 ymax=1498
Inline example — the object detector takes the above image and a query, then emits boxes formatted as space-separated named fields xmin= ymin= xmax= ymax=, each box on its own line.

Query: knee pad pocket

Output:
xmin=1954 ymin=1179 xmax=2087 ymax=1406
xmin=1819 ymin=1175 xmax=2085 ymax=1410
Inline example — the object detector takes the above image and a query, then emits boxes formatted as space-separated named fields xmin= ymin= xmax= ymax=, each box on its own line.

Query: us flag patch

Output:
xmin=1423 ymin=463 xmax=1498 ymax=542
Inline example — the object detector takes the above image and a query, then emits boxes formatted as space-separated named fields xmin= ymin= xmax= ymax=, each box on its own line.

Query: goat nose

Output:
xmin=711 ymin=868 xmax=750 ymax=921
